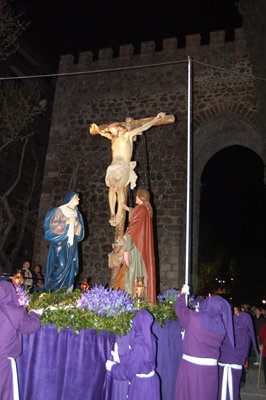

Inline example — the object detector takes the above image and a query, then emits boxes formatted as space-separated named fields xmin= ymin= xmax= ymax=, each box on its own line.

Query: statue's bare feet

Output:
xmin=109 ymin=215 xmax=117 ymax=226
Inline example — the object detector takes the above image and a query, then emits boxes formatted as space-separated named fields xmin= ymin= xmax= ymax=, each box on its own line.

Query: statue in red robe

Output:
xmin=121 ymin=189 xmax=157 ymax=305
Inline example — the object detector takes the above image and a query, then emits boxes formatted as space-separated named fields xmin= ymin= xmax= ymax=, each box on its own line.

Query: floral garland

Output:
xmin=12 ymin=282 xmax=31 ymax=308
xmin=28 ymin=286 xmax=179 ymax=335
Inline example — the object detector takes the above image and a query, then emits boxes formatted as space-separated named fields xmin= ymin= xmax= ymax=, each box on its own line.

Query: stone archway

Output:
xmin=191 ymin=110 xmax=265 ymax=290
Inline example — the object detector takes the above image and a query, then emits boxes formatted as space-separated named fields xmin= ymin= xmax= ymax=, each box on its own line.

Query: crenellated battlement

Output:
xmin=59 ymin=28 xmax=247 ymax=72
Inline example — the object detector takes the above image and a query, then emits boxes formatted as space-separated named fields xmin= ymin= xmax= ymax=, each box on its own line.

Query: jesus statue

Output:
xmin=90 ymin=112 xmax=165 ymax=226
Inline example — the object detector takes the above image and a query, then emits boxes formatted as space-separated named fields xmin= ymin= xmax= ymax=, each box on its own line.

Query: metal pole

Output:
xmin=185 ymin=56 xmax=192 ymax=288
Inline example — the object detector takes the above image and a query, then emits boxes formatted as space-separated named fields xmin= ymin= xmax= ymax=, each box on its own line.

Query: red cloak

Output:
xmin=125 ymin=204 xmax=157 ymax=305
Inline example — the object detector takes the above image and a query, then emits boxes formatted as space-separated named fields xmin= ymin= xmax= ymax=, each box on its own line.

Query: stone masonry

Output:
xmin=33 ymin=28 xmax=265 ymax=293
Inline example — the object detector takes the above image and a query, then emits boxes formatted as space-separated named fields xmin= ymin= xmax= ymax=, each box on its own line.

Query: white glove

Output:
xmin=111 ymin=343 xmax=120 ymax=363
xmin=181 ymin=284 xmax=190 ymax=295
xmin=45 ymin=306 xmax=58 ymax=311
xmin=105 ymin=360 xmax=115 ymax=371
xmin=29 ymin=309 xmax=44 ymax=315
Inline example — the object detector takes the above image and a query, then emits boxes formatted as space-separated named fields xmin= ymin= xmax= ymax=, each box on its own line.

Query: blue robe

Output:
xmin=44 ymin=192 xmax=84 ymax=291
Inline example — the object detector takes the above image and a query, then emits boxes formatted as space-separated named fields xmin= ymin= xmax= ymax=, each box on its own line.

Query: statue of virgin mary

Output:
xmin=44 ymin=192 xmax=84 ymax=291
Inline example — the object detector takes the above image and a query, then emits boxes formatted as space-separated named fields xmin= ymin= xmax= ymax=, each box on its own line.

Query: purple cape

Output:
xmin=0 ymin=281 xmax=40 ymax=400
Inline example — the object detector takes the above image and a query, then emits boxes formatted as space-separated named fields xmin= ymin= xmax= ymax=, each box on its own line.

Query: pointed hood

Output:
xmin=199 ymin=295 xmax=235 ymax=347
xmin=129 ymin=310 xmax=155 ymax=362
xmin=0 ymin=280 xmax=19 ymax=306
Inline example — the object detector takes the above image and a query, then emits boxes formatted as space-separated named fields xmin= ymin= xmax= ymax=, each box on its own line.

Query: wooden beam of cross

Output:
xmin=96 ymin=114 xmax=175 ymax=132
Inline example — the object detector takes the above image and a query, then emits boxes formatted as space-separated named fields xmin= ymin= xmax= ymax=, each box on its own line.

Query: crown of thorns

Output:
xmin=105 ymin=122 xmax=127 ymax=132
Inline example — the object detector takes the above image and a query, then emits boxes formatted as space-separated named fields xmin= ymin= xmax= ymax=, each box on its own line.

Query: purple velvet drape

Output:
xmin=154 ymin=320 xmax=183 ymax=399
xmin=17 ymin=320 xmax=182 ymax=400
xmin=17 ymin=324 xmax=116 ymax=400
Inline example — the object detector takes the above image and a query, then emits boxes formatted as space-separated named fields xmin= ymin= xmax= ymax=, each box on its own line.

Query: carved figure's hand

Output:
xmin=157 ymin=112 xmax=166 ymax=119
xmin=116 ymin=237 xmax=125 ymax=247
xmin=90 ymin=123 xmax=100 ymax=135
xmin=67 ymin=216 xmax=76 ymax=225
xmin=121 ymin=203 xmax=129 ymax=212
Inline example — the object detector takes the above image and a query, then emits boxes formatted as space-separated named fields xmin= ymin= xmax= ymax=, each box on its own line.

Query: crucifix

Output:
xmin=90 ymin=112 xmax=175 ymax=286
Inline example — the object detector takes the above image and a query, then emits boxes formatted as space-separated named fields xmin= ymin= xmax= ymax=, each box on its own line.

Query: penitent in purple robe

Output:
xmin=0 ymin=281 xmax=40 ymax=400
xmin=218 ymin=312 xmax=258 ymax=400
xmin=175 ymin=294 xmax=234 ymax=400
xmin=110 ymin=310 xmax=161 ymax=400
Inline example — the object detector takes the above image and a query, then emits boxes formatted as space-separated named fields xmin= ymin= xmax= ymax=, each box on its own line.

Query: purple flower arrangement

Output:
xmin=13 ymin=282 xmax=31 ymax=308
xmin=187 ymin=295 xmax=198 ymax=310
xmin=157 ymin=288 xmax=179 ymax=304
xmin=76 ymin=284 xmax=137 ymax=317
xmin=157 ymin=289 xmax=198 ymax=309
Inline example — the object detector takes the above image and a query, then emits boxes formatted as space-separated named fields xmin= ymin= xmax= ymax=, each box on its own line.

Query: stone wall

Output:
xmin=33 ymin=28 xmax=265 ymax=292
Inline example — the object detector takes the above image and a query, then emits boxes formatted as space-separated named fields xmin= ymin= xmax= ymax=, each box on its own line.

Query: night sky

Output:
xmin=14 ymin=0 xmax=242 ymax=65
xmin=11 ymin=0 xmax=265 ymax=303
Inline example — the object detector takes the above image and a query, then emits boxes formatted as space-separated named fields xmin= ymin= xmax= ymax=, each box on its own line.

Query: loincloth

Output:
xmin=105 ymin=161 xmax=137 ymax=189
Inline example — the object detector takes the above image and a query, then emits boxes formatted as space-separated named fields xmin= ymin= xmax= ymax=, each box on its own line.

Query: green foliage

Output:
xmin=148 ymin=302 xmax=177 ymax=326
xmin=28 ymin=290 xmax=177 ymax=336
xmin=29 ymin=289 xmax=81 ymax=310
xmin=0 ymin=0 xmax=28 ymax=59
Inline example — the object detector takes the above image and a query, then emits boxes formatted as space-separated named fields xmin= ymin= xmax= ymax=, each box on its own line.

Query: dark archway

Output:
xmin=198 ymin=145 xmax=266 ymax=304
